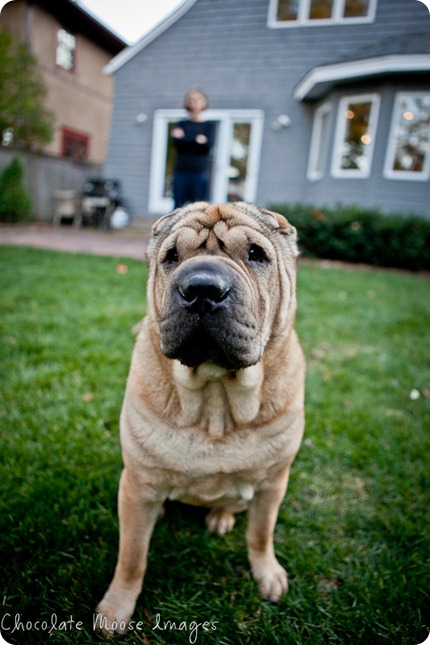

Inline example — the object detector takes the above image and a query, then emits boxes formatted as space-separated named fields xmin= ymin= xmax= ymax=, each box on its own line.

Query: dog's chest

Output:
xmin=201 ymin=381 xmax=234 ymax=439
xmin=172 ymin=361 xmax=263 ymax=439
xmin=166 ymin=471 xmax=259 ymax=507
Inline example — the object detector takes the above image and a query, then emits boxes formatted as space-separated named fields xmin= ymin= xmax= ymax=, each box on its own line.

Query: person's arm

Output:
xmin=171 ymin=126 xmax=185 ymax=139
xmin=171 ymin=122 xmax=200 ymax=143
xmin=192 ymin=123 xmax=214 ymax=154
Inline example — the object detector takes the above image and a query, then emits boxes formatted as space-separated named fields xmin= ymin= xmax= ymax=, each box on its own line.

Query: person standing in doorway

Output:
xmin=171 ymin=88 xmax=215 ymax=209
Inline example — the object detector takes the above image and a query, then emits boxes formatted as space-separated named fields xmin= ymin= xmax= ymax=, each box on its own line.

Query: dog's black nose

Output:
xmin=178 ymin=270 xmax=230 ymax=315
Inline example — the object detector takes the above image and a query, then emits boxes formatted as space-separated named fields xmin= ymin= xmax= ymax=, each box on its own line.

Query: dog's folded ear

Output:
xmin=259 ymin=208 xmax=299 ymax=258
xmin=151 ymin=209 xmax=180 ymax=237
xmin=145 ymin=209 xmax=180 ymax=268
xmin=259 ymin=207 xmax=294 ymax=234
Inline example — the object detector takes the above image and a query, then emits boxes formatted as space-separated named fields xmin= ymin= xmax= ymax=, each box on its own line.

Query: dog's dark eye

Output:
xmin=163 ymin=247 xmax=179 ymax=265
xmin=248 ymin=244 xmax=269 ymax=265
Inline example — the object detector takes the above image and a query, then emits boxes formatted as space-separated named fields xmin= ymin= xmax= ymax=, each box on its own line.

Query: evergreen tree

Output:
xmin=0 ymin=28 xmax=54 ymax=150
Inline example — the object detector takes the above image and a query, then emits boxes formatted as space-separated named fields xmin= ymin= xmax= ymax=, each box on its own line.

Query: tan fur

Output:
xmin=95 ymin=202 xmax=305 ymax=635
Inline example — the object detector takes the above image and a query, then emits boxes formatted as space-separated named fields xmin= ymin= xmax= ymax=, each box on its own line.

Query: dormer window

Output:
xmin=56 ymin=28 xmax=76 ymax=71
xmin=268 ymin=0 xmax=377 ymax=26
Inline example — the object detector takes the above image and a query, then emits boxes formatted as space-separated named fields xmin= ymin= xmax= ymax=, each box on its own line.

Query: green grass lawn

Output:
xmin=0 ymin=246 xmax=429 ymax=645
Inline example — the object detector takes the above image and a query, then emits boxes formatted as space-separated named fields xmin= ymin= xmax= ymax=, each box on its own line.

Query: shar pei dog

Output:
xmin=96 ymin=201 xmax=305 ymax=634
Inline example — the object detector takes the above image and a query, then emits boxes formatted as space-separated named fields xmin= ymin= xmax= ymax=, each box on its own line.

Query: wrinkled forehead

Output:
xmin=153 ymin=202 xmax=279 ymax=254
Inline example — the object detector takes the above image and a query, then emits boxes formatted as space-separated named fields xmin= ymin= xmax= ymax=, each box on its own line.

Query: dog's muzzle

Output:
xmin=160 ymin=258 xmax=260 ymax=370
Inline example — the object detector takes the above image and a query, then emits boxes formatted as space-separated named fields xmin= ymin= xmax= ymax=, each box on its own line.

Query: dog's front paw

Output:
xmin=94 ymin=593 xmax=135 ymax=637
xmin=253 ymin=560 xmax=289 ymax=603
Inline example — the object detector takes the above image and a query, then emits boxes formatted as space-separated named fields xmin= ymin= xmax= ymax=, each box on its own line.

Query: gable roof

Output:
xmin=105 ymin=0 xmax=198 ymax=74
xmin=295 ymin=31 xmax=430 ymax=101
xmin=33 ymin=0 xmax=127 ymax=54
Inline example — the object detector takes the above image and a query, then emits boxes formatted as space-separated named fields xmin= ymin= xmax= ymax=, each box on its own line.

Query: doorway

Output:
xmin=148 ymin=109 xmax=264 ymax=214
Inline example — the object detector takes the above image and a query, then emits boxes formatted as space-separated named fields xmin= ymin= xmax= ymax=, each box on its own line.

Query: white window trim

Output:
xmin=267 ymin=0 xmax=377 ymax=28
xmin=384 ymin=92 xmax=430 ymax=182
xmin=331 ymin=93 xmax=380 ymax=179
xmin=148 ymin=109 xmax=264 ymax=215
xmin=308 ymin=102 xmax=332 ymax=181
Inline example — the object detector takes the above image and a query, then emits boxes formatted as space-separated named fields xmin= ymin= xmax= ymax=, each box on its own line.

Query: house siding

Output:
xmin=105 ymin=0 xmax=430 ymax=218
xmin=30 ymin=5 xmax=115 ymax=163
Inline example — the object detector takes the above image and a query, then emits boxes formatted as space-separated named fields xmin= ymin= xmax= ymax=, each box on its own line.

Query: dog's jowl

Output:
xmin=96 ymin=202 xmax=306 ymax=634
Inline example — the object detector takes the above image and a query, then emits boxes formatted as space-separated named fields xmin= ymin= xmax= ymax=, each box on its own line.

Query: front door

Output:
xmin=149 ymin=109 xmax=264 ymax=214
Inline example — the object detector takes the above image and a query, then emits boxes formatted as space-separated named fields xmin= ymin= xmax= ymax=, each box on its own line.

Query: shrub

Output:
xmin=0 ymin=156 xmax=32 ymax=222
xmin=269 ymin=203 xmax=430 ymax=272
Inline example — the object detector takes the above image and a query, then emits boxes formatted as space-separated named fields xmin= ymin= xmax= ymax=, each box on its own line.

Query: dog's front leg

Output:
xmin=95 ymin=468 xmax=163 ymax=635
xmin=246 ymin=462 xmax=292 ymax=603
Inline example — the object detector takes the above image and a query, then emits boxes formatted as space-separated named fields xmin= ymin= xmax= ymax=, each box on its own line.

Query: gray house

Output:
xmin=104 ymin=0 xmax=430 ymax=219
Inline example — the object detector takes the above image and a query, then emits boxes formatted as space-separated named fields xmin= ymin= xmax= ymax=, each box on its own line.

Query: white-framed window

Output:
xmin=268 ymin=0 xmax=377 ymax=27
xmin=384 ymin=93 xmax=430 ymax=182
xmin=148 ymin=110 xmax=264 ymax=214
xmin=308 ymin=102 xmax=332 ymax=180
xmin=331 ymin=94 xmax=380 ymax=178
xmin=56 ymin=28 xmax=76 ymax=71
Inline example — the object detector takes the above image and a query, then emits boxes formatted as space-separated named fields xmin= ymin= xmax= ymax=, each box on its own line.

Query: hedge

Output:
xmin=269 ymin=203 xmax=430 ymax=272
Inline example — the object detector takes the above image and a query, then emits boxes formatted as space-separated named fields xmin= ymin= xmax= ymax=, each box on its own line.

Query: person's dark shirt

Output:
xmin=172 ymin=120 xmax=215 ymax=173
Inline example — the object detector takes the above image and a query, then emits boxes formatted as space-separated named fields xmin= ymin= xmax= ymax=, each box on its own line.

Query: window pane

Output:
xmin=315 ymin=109 xmax=331 ymax=175
xmin=56 ymin=29 xmax=76 ymax=71
xmin=164 ymin=123 xmax=176 ymax=198
xmin=340 ymin=101 xmax=373 ymax=171
xmin=277 ymin=0 xmax=299 ymax=21
xmin=228 ymin=123 xmax=251 ymax=201
xmin=309 ymin=104 xmax=332 ymax=180
xmin=391 ymin=96 xmax=430 ymax=173
xmin=309 ymin=0 xmax=333 ymax=20
xmin=343 ymin=0 xmax=370 ymax=17
xmin=62 ymin=128 xmax=89 ymax=161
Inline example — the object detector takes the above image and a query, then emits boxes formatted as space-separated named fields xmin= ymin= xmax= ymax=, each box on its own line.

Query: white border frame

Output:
xmin=308 ymin=102 xmax=332 ymax=181
xmin=383 ymin=92 xmax=430 ymax=182
xmin=331 ymin=93 xmax=380 ymax=179
xmin=267 ymin=0 xmax=377 ymax=28
xmin=148 ymin=109 xmax=264 ymax=214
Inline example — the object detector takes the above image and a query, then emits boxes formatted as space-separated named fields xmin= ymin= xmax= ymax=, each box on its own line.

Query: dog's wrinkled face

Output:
xmin=146 ymin=202 xmax=299 ymax=370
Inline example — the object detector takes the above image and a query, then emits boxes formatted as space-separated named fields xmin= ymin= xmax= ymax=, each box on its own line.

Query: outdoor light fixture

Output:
xmin=272 ymin=114 xmax=292 ymax=130
xmin=136 ymin=113 xmax=148 ymax=124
